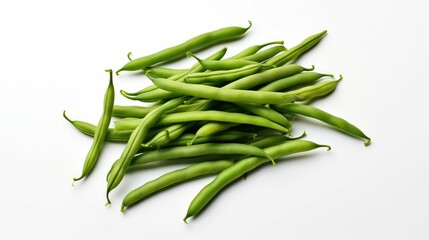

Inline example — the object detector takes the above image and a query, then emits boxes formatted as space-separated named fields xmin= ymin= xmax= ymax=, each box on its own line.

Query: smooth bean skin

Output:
xmin=191 ymin=122 xmax=240 ymax=145
xmin=224 ymin=64 xmax=312 ymax=90
xmin=145 ymin=67 xmax=188 ymax=78
xmin=113 ymin=101 xmax=207 ymax=118
xmin=143 ymin=123 xmax=192 ymax=147
xmin=63 ymin=112 xmax=132 ymax=142
xmin=259 ymin=72 xmax=333 ymax=92
xmin=121 ymin=160 xmax=234 ymax=211
xmin=73 ymin=70 xmax=115 ymax=182
xmin=115 ymin=111 xmax=290 ymax=133
xmin=283 ymin=78 xmax=341 ymax=102
xmin=187 ymin=52 xmax=258 ymax=71
xmin=164 ymin=131 xmax=257 ymax=147
xmin=183 ymin=63 xmax=272 ymax=84
xmin=116 ymin=22 xmax=251 ymax=74
xmin=240 ymin=45 xmax=286 ymax=62
xmin=130 ymin=143 xmax=272 ymax=167
xmin=150 ymin=77 xmax=299 ymax=105
xmin=235 ymin=103 xmax=291 ymax=129
xmin=274 ymin=103 xmax=371 ymax=146
xmin=106 ymin=97 xmax=188 ymax=204
xmin=266 ymin=30 xmax=327 ymax=67
xmin=183 ymin=140 xmax=330 ymax=222
xmin=227 ymin=40 xmax=284 ymax=59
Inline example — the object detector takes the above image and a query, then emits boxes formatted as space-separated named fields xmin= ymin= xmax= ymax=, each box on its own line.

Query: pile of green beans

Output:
xmin=63 ymin=21 xmax=371 ymax=223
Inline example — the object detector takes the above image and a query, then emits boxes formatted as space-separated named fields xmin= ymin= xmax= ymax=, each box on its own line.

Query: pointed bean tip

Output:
xmin=364 ymin=138 xmax=371 ymax=146
xmin=183 ymin=217 xmax=189 ymax=224
xmin=120 ymin=205 xmax=126 ymax=213
xmin=62 ymin=110 xmax=73 ymax=124
xmin=115 ymin=69 xmax=122 ymax=76
xmin=246 ymin=20 xmax=252 ymax=30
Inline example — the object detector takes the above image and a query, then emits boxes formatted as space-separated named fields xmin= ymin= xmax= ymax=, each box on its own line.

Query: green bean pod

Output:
xmin=149 ymin=76 xmax=299 ymax=105
xmin=121 ymin=160 xmax=234 ymax=211
xmin=274 ymin=103 xmax=371 ymax=146
xmin=266 ymin=30 xmax=327 ymax=67
xmin=259 ymin=72 xmax=333 ymax=92
xmin=63 ymin=111 xmax=132 ymax=142
xmin=183 ymin=140 xmax=330 ymax=223
xmin=224 ymin=64 xmax=313 ymax=90
xmin=116 ymin=22 xmax=251 ymax=74
xmin=130 ymin=143 xmax=274 ymax=167
xmin=235 ymin=103 xmax=291 ymax=129
xmin=165 ymin=131 xmax=257 ymax=147
xmin=145 ymin=67 xmax=188 ymax=78
xmin=227 ymin=40 xmax=284 ymax=59
xmin=113 ymin=101 xmax=206 ymax=118
xmin=241 ymin=45 xmax=286 ymax=62
xmin=72 ymin=70 xmax=115 ymax=182
xmin=183 ymin=63 xmax=273 ymax=84
xmin=115 ymin=111 xmax=290 ymax=133
xmin=187 ymin=52 xmax=258 ymax=71
xmin=106 ymin=97 xmax=188 ymax=204
xmin=190 ymin=122 xmax=240 ymax=145
xmin=283 ymin=77 xmax=342 ymax=102
xmin=143 ymin=123 xmax=193 ymax=147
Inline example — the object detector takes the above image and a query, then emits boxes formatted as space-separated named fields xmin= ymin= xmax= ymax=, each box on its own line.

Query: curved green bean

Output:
xmin=259 ymin=72 xmax=333 ymax=92
xmin=274 ymin=103 xmax=371 ymax=146
xmin=164 ymin=131 xmax=257 ymax=147
xmin=235 ymin=103 xmax=291 ymax=129
xmin=241 ymin=45 xmax=286 ymax=62
xmin=282 ymin=76 xmax=342 ymax=102
xmin=227 ymin=40 xmax=284 ymax=59
xmin=145 ymin=67 xmax=188 ymax=79
xmin=190 ymin=122 xmax=240 ymax=145
xmin=187 ymin=52 xmax=258 ymax=71
xmin=117 ymin=22 xmax=251 ymax=74
xmin=183 ymin=140 xmax=330 ymax=223
xmin=266 ymin=30 xmax=327 ymax=67
xmin=106 ymin=97 xmax=188 ymax=204
xmin=183 ymin=63 xmax=273 ymax=84
xmin=143 ymin=123 xmax=193 ymax=147
xmin=121 ymin=160 xmax=234 ymax=211
xmin=72 ymin=70 xmax=115 ymax=182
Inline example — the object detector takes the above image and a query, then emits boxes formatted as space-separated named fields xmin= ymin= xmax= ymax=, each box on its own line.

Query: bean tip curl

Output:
xmin=127 ymin=52 xmax=133 ymax=61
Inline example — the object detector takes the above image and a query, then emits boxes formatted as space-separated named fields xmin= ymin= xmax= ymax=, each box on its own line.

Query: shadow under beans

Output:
xmin=189 ymin=152 xmax=323 ymax=222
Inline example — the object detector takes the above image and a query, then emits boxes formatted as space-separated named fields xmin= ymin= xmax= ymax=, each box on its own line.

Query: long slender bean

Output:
xmin=259 ymin=72 xmax=333 ymax=92
xmin=187 ymin=52 xmax=258 ymax=71
xmin=114 ymin=111 xmax=290 ymax=133
xmin=106 ymin=97 xmax=188 ymax=204
xmin=145 ymin=67 xmax=188 ymax=78
xmin=116 ymin=22 xmax=251 ymax=74
xmin=274 ymin=103 xmax=371 ymax=145
xmin=183 ymin=140 xmax=330 ymax=222
xmin=72 ymin=70 xmax=115 ymax=182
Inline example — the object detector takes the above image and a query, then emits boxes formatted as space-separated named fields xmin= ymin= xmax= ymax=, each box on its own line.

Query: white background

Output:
xmin=1 ymin=0 xmax=428 ymax=239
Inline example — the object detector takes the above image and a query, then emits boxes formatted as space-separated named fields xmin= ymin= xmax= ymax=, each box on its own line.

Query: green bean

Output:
xmin=149 ymin=76 xmax=299 ymax=105
xmin=121 ymin=47 xmax=228 ymax=102
xmin=282 ymin=77 xmax=342 ymax=102
xmin=145 ymin=67 xmax=188 ymax=79
xmin=115 ymin=111 xmax=290 ymax=133
xmin=183 ymin=140 xmax=330 ymax=223
xmin=116 ymin=22 xmax=251 ymax=74
xmin=274 ymin=103 xmax=371 ymax=146
xmin=190 ymin=122 xmax=240 ymax=145
xmin=187 ymin=52 xmax=258 ymax=71
xmin=121 ymin=160 xmax=234 ymax=211
xmin=235 ymin=103 xmax=291 ymax=129
xmin=72 ymin=70 xmax=115 ymax=182
xmin=106 ymin=96 xmax=188 ymax=204
xmin=131 ymin=143 xmax=274 ymax=167
xmin=63 ymin=111 xmax=132 ymax=142
xmin=113 ymin=101 xmax=206 ymax=118
xmin=182 ymin=64 xmax=274 ymax=84
xmin=241 ymin=45 xmax=286 ymax=62
xmin=224 ymin=64 xmax=313 ymax=90
xmin=266 ymin=30 xmax=327 ymax=67
xmin=259 ymin=72 xmax=333 ymax=92
xmin=164 ymin=131 xmax=257 ymax=147
xmin=143 ymin=123 xmax=193 ymax=147
xmin=227 ymin=40 xmax=284 ymax=59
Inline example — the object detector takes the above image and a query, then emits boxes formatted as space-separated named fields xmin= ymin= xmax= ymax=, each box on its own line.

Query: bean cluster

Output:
xmin=64 ymin=21 xmax=370 ymax=223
